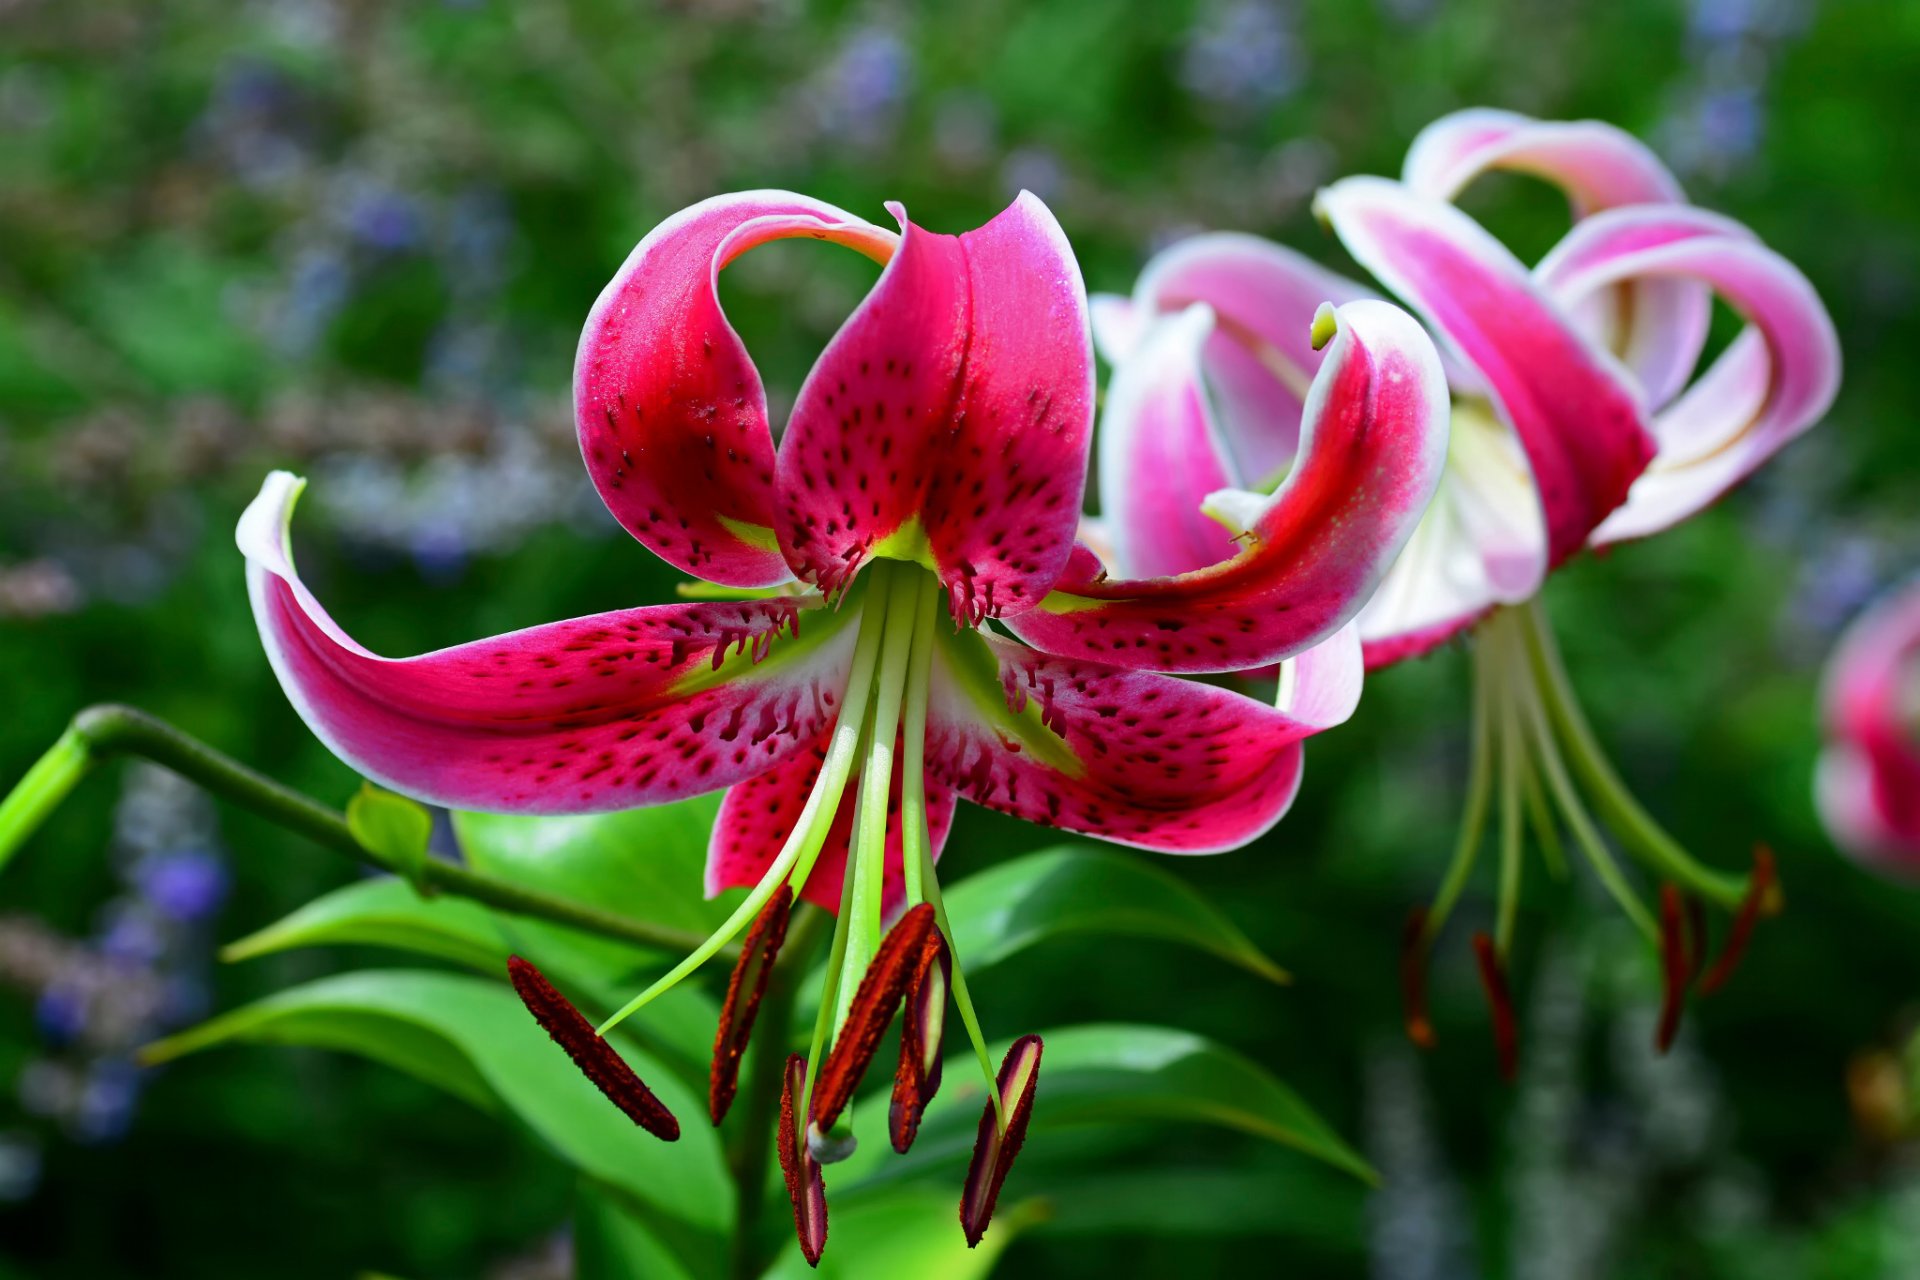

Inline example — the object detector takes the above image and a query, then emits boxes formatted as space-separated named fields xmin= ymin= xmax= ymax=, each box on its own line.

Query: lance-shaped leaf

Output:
xmin=779 ymin=1053 xmax=830 ymax=1267
xmin=772 ymin=193 xmax=1095 ymax=617
xmin=813 ymin=904 xmax=940 ymax=1131
xmin=574 ymin=190 xmax=894 ymax=587
xmin=890 ymin=930 xmax=950 ymax=1153
xmin=238 ymin=471 xmax=861 ymax=816
xmin=961 ymin=1034 xmax=1043 ymax=1248
xmin=709 ymin=884 xmax=793 ymax=1125
xmin=1006 ymin=298 xmax=1448 ymax=673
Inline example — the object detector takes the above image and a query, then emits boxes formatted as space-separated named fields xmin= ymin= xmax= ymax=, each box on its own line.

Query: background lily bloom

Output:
xmin=236 ymin=188 xmax=1449 ymax=1258
xmin=1818 ymin=580 xmax=1920 ymax=874
xmin=1089 ymin=109 xmax=1840 ymax=1071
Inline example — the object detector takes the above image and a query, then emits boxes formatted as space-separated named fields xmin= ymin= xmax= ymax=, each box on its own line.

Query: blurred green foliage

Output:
xmin=2 ymin=0 xmax=1919 ymax=1277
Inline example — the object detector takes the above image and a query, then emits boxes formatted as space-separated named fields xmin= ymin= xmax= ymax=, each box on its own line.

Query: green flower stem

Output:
xmin=1422 ymin=622 xmax=1496 ymax=944
xmin=1517 ymin=600 xmax=1747 ymax=910
xmin=1495 ymin=622 xmax=1524 ymax=959
xmin=727 ymin=902 xmax=831 ymax=1280
xmin=845 ymin=563 xmax=923 ymax=985
xmin=898 ymin=576 xmax=940 ymax=911
xmin=1517 ymin=739 xmax=1567 ymax=880
xmin=0 ymin=704 xmax=720 ymax=956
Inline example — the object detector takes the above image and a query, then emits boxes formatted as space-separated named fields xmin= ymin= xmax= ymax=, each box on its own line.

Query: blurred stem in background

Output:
xmin=0 ymin=704 xmax=729 ymax=958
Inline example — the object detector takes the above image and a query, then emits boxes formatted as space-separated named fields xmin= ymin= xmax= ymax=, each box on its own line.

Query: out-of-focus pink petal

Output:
xmin=1008 ymin=298 xmax=1448 ymax=673
xmin=1096 ymin=304 xmax=1243 ymax=580
xmin=1127 ymin=233 xmax=1373 ymax=486
xmin=706 ymin=736 xmax=954 ymax=915
xmin=1534 ymin=207 xmax=1840 ymax=545
xmin=1318 ymin=177 xmax=1653 ymax=568
xmin=926 ymin=630 xmax=1340 ymax=853
xmin=575 ymin=192 xmax=895 ymax=588
xmin=1402 ymin=109 xmax=1708 ymax=411
xmin=1356 ymin=403 xmax=1546 ymax=665
xmin=1090 ymin=293 xmax=1148 ymax=364
xmin=774 ymin=193 xmax=1094 ymax=619
xmin=239 ymin=472 xmax=857 ymax=813
xmin=1817 ymin=583 xmax=1920 ymax=871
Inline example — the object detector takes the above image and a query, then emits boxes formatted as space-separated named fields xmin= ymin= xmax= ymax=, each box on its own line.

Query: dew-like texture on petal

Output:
xmin=924 ymin=630 xmax=1327 ymax=853
xmin=1318 ymin=178 xmax=1653 ymax=570
xmin=1009 ymin=299 xmax=1449 ymax=673
xmin=1119 ymin=232 xmax=1373 ymax=490
xmin=1534 ymin=208 xmax=1841 ymax=545
xmin=774 ymin=193 xmax=1094 ymax=618
xmin=705 ymin=735 xmax=954 ymax=915
xmin=575 ymin=191 xmax=895 ymax=588
xmin=1817 ymin=583 xmax=1920 ymax=872
xmin=239 ymin=472 xmax=857 ymax=813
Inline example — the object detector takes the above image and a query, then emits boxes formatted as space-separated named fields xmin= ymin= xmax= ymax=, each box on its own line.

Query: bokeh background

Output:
xmin=2 ymin=0 xmax=1917 ymax=1276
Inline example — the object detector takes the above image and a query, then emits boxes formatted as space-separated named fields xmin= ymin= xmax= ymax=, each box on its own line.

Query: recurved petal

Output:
xmin=576 ymin=191 xmax=895 ymax=588
xmin=239 ymin=472 xmax=856 ymax=813
xmin=774 ymin=193 xmax=1095 ymax=618
xmin=705 ymin=735 xmax=954 ymax=915
xmin=1008 ymin=298 xmax=1448 ymax=673
xmin=1318 ymin=177 xmax=1653 ymax=568
xmin=1402 ymin=107 xmax=1685 ymax=214
xmin=1817 ymin=583 xmax=1920 ymax=870
xmin=925 ymin=629 xmax=1338 ymax=853
xmin=1532 ymin=208 xmax=1841 ymax=545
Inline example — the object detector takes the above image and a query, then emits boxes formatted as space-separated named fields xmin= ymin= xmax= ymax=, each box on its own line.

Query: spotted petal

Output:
xmin=239 ymin=472 xmax=857 ymax=813
xmin=1317 ymin=177 xmax=1653 ymax=571
xmin=1533 ymin=206 xmax=1842 ymax=545
xmin=774 ymin=193 xmax=1095 ymax=619
xmin=1818 ymin=583 xmax=1920 ymax=872
xmin=706 ymin=735 xmax=955 ymax=915
xmin=1008 ymin=298 xmax=1448 ymax=673
xmin=925 ymin=627 xmax=1357 ymax=853
xmin=575 ymin=191 xmax=895 ymax=588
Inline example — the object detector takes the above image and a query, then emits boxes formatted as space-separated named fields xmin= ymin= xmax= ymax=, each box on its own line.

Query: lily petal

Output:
xmin=1403 ymin=108 xmax=1686 ymax=215
xmin=925 ymin=630 xmax=1342 ymax=853
xmin=1317 ymin=177 xmax=1653 ymax=569
xmin=239 ymin=472 xmax=855 ymax=813
xmin=774 ymin=193 xmax=1095 ymax=618
xmin=1008 ymin=298 xmax=1448 ymax=673
xmin=1817 ymin=583 xmax=1920 ymax=870
xmin=1533 ymin=208 xmax=1841 ymax=545
xmin=705 ymin=734 xmax=955 ymax=916
xmin=575 ymin=191 xmax=895 ymax=588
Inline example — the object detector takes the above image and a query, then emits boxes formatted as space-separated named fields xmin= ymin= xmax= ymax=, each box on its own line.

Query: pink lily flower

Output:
xmin=1817 ymin=581 xmax=1920 ymax=874
xmin=1090 ymin=109 xmax=1839 ymax=1073
xmin=237 ymin=189 xmax=1448 ymax=1258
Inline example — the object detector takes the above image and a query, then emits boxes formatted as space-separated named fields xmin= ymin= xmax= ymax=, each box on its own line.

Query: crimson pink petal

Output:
xmin=705 ymin=734 xmax=954 ymax=915
xmin=1817 ymin=582 xmax=1920 ymax=872
xmin=575 ymin=192 xmax=894 ymax=588
xmin=1008 ymin=298 xmax=1448 ymax=673
xmin=1318 ymin=177 xmax=1654 ymax=568
xmin=774 ymin=193 xmax=1094 ymax=617
xmin=238 ymin=472 xmax=855 ymax=813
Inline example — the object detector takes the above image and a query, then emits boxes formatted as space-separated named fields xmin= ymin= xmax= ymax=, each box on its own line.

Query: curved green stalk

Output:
xmin=899 ymin=576 xmax=940 ymax=909
xmin=917 ymin=837 xmax=1007 ymax=1133
xmin=1423 ymin=623 xmax=1497 ymax=943
xmin=1495 ymin=622 xmax=1524 ymax=959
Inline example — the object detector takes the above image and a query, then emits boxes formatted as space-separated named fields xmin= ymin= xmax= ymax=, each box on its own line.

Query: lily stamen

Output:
xmin=1655 ymin=884 xmax=1689 ymax=1053
xmin=811 ymin=902 xmax=940 ymax=1131
xmin=1470 ymin=933 xmax=1517 ymax=1084
xmin=506 ymin=956 xmax=680 ymax=1141
xmin=709 ymin=884 xmax=794 ymax=1124
xmin=1700 ymin=845 xmax=1779 ymax=995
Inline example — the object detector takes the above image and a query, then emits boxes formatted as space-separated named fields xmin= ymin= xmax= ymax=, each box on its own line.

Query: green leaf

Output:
xmin=942 ymin=846 xmax=1289 ymax=983
xmin=844 ymin=1023 xmax=1373 ymax=1188
xmin=347 ymin=784 xmax=434 ymax=890
xmin=575 ymin=1180 xmax=704 ymax=1280
xmin=758 ymin=1185 xmax=1033 ymax=1279
xmin=221 ymin=877 xmax=509 ymax=972
xmin=141 ymin=968 xmax=733 ymax=1270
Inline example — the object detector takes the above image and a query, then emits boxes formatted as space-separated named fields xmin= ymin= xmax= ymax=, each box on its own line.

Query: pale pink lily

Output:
xmin=1090 ymin=109 xmax=1837 ymax=1073
xmin=238 ymin=190 xmax=1448 ymax=1257
xmin=1817 ymin=581 xmax=1920 ymax=874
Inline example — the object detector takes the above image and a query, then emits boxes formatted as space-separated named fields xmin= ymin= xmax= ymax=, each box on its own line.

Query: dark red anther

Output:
xmin=507 ymin=955 xmax=679 ymax=1141
xmin=890 ymin=929 xmax=951 ymax=1153
xmin=709 ymin=884 xmax=794 ymax=1125
xmin=812 ymin=903 xmax=939 ymax=1131
xmin=1700 ymin=845 xmax=1778 ymax=996
xmin=1400 ymin=907 xmax=1437 ymax=1050
xmin=1470 ymin=933 xmax=1517 ymax=1083
xmin=778 ymin=1053 xmax=828 ymax=1267
xmin=960 ymin=1033 xmax=1043 ymax=1249
xmin=1655 ymin=884 xmax=1689 ymax=1054
xmin=1685 ymin=894 xmax=1709 ymax=984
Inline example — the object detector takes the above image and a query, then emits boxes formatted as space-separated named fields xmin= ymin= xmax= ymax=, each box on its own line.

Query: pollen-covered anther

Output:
xmin=1699 ymin=845 xmax=1778 ymax=996
xmin=506 ymin=955 xmax=680 ymax=1141
xmin=778 ymin=1053 xmax=829 ymax=1267
xmin=1400 ymin=907 xmax=1437 ymax=1050
xmin=709 ymin=884 xmax=795 ymax=1125
xmin=1655 ymin=884 xmax=1690 ymax=1054
xmin=890 ymin=929 xmax=951 ymax=1153
xmin=961 ymin=1033 xmax=1043 ymax=1249
xmin=1470 ymin=933 xmax=1518 ymax=1083
xmin=811 ymin=903 xmax=939 ymax=1131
